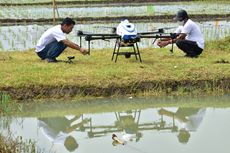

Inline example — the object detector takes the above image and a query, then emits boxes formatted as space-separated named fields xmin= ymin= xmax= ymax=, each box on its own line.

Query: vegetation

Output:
xmin=0 ymin=0 xmax=230 ymax=6
xmin=0 ymin=93 xmax=11 ymax=114
xmin=0 ymin=134 xmax=38 ymax=153
xmin=0 ymin=36 xmax=229 ymax=100
xmin=0 ymin=0 xmax=229 ymax=3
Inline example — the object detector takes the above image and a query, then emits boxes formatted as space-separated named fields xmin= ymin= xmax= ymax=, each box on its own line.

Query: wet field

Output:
xmin=0 ymin=1 xmax=230 ymax=51
xmin=1 ymin=94 xmax=230 ymax=153
xmin=0 ymin=20 xmax=229 ymax=51
xmin=0 ymin=1 xmax=230 ymax=152
xmin=0 ymin=2 xmax=229 ymax=19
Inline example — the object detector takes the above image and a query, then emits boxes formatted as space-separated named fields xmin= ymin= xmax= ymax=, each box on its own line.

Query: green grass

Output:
xmin=0 ymin=37 xmax=229 ymax=99
xmin=0 ymin=93 xmax=11 ymax=114
xmin=1 ymin=0 xmax=229 ymax=4
xmin=0 ymin=134 xmax=38 ymax=153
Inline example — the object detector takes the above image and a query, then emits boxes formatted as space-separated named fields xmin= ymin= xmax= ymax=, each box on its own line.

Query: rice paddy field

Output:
xmin=0 ymin=1 xmax=230 ymax=153
xmin=0 ymin=0 xmax=230 ymax=51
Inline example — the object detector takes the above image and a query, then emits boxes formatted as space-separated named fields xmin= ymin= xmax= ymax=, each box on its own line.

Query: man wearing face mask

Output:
xmin=157 ymin=10 xmax=204 ymax=58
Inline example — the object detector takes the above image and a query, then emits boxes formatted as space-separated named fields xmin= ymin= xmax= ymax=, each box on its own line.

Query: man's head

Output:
xmin=64 ymin=135 xmax=78 ymax=152
xmin=61 ymin=17 xmax=76 ymax=34
xmin=174 ymin=10 xmax=189 ymax=22
xmin=177 ymin=129 xmax=190 ymax=144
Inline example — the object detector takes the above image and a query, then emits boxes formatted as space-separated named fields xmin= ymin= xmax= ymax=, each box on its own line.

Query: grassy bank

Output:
xmin=0 ymin=37 xmax=229 ymax=100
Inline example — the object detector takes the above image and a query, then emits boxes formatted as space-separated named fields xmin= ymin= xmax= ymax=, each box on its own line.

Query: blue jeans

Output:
xmin=37 ymin=41 xmax=67 ymax=60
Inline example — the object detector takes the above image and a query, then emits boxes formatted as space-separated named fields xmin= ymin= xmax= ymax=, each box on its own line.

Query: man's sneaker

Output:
xmin=47 ymin=58 xmax=58 ymax=63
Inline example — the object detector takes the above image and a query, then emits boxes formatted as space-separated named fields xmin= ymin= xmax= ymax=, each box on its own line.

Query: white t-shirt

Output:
xmin=175 ymin=19 xmax=204 ymax=49
xmin=176 ymin=109 xmax=206 ymax=131
xmin=35 ymin=25 xmax=66 ymax=52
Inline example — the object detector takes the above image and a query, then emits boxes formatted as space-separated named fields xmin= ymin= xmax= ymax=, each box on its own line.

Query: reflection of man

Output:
xmin=38 ymin=115 xmax=89 ymax=152
xmin=158 ymin=108 xmax=206 ymax=144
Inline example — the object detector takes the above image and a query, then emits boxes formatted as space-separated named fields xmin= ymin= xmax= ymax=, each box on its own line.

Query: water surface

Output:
xmin=0 ymin=3 xmax=229 ymax=19
xmin=1 ymin=95 xmax=230 ymax=153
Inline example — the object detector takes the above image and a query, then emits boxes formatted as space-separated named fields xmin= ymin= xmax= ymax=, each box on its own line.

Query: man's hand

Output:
xmin=157 ymin=40 xmax=170 ymax=48
xmin=80 ymin=48 xmax=89 ymax=55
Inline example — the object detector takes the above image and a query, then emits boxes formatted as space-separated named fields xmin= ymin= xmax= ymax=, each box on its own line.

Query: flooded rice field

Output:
xmin=0 ymin=20 xmax=229 ymax=51
xmin=0 ymin=2 xmax=230 ymax=19
xmin=0 ymin=1 xmax=230 ymax=51
xmin=1 ymin=94 xmax=230 ymax=153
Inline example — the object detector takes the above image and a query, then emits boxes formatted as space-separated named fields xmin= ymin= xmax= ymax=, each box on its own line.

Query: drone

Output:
xmin=77 ymin=22 xmax=177 ymax=62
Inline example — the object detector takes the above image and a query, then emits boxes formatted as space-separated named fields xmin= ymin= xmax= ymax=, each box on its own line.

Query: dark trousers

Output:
xmin=37 ymin=40 xmax=67 ymax=60
xmin=176 ymin=40 xmax=203 ymax=57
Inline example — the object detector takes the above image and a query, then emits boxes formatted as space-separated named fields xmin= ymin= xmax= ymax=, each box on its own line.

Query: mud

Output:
xmin=0 ymin=0 xmax=193 ymax=6
xmin=1 ymin=14 xmax=230 ymax=26
xmin=1 ymin=78 xmax=229 ymax=100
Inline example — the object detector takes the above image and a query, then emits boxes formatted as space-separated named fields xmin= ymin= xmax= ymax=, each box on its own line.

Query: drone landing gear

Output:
xmin=112 ymin=39 xmax=142 ymax=63
xmin=66 ymin=56 xmax=75 ymax=64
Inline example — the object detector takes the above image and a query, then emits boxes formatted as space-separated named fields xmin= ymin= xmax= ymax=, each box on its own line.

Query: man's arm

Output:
xmin=158 ymin=108 xmax=188 ymax=122
xmin=62 ymin=39 xmax=88 ymax=55
xmin=157 ymin=33 xmax=186 ymax=48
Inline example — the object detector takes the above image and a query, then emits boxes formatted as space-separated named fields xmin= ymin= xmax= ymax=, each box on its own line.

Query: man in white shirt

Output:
xmin=157 ymin=10 xmax=204 ymax=58
xmin=35 ymin=17 xmax=88 ymax=62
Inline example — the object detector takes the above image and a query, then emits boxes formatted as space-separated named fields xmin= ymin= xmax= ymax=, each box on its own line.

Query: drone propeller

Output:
xmin=93 ymin=26 xmax=116 ymax=33
xmin=138 ymin=28 xmax=164 ymax=35
xmin=163 ymin=27 xmax=177 ymax=30
xmin=150 ymin=26 xmax=176 ymax=31
xmin=93 ymin=25 xmax=116 ymax=29
xmin=77 ymin=30 xmax=94 ymax=36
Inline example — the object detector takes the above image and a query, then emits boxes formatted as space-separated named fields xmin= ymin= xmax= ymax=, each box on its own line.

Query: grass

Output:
xmin=0 ymin=134 xmax=38 ymax=153
xmin=0 ymin=36 xmax=229 ymax=99
xmin=0 ymin=93 xmax=11 ymax=114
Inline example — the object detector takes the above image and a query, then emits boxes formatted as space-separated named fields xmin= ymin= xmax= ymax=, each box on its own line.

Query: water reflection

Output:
xmin=38 ymin=115 xmax=90 ymax=152
xmin=158 ymin=108 xmax=205 ymax=144
xmin=1 ymin=94 xmax=230 ymax=153
xmin=0 ymin=107 xmax=208 ymax=152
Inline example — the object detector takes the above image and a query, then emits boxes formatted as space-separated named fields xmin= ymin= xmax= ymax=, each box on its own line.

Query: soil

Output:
xmin=1 ymin=78 xmax=229 ymax=100
xmin=0 ymin=0 xmax=193 ymax=6
xmin=1 ymin=14 xmax=230 ymax=26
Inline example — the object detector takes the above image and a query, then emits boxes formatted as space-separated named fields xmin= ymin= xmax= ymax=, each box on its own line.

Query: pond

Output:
xmin=1 ymin=94 xmax=230 ymax=153
xmin=0 ymin=20 xmax=229 ymax=51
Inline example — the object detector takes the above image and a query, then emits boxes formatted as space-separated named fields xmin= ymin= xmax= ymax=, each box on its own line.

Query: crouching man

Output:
xmin=157 ymin=10 xmax=204 ymax=58
xmin=35 ymin=17 xmax=88 ymax=62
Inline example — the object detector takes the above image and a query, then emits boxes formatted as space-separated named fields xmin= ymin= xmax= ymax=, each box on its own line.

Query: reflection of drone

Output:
xmin=77 ymin=26 xmax=178 ymax=62
xmin=84 ymin=109 xmax=179 ymax=140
